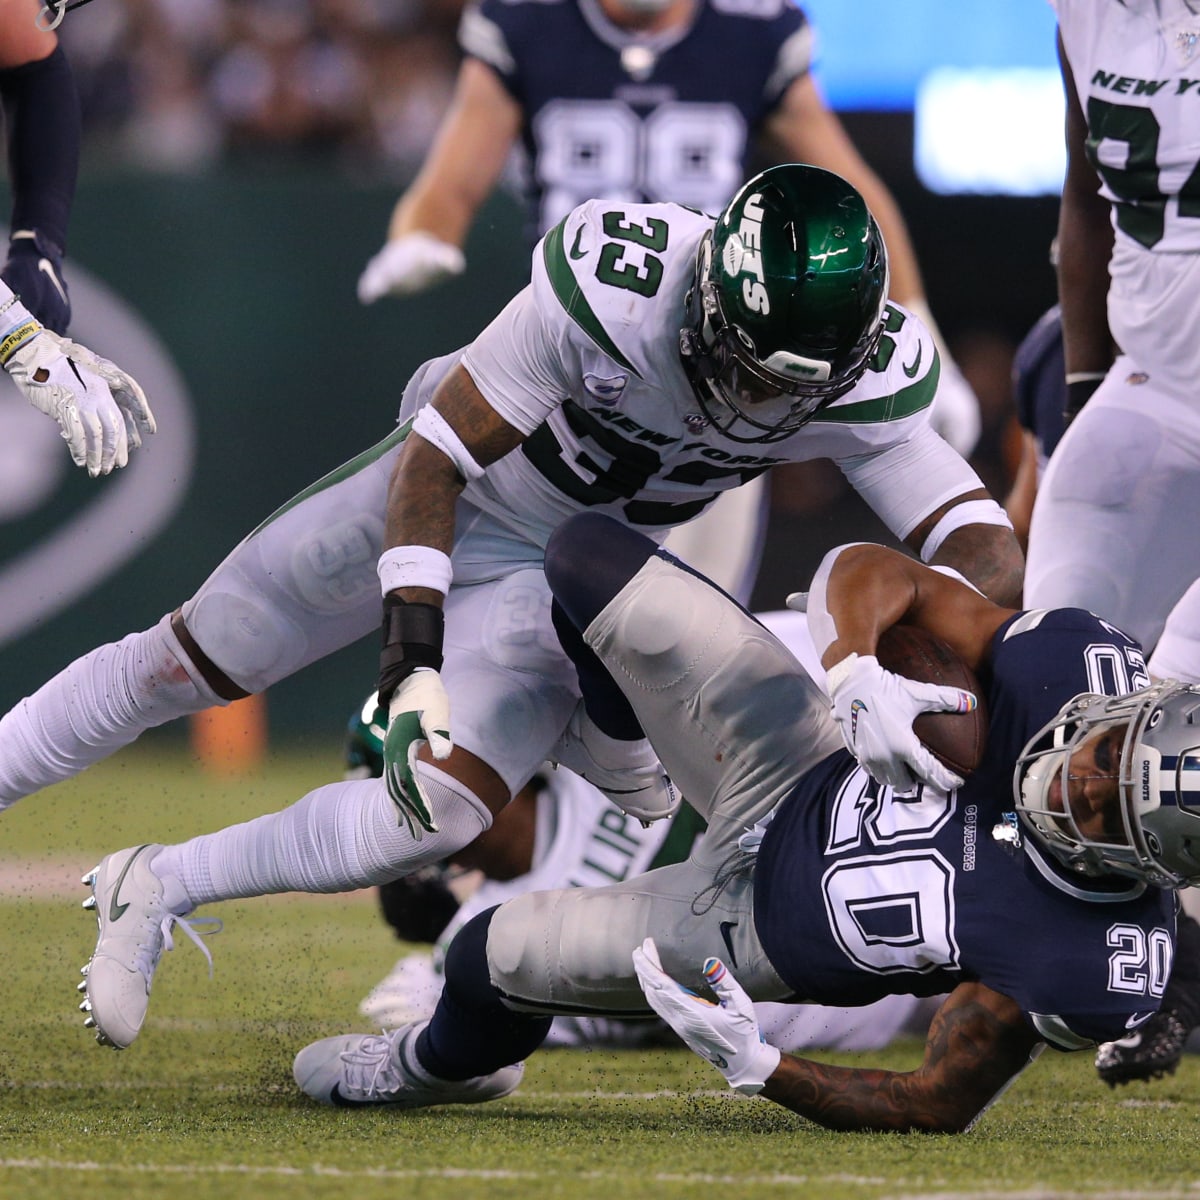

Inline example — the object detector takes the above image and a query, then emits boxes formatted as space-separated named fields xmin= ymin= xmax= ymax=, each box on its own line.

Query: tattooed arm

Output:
xmin=383 ymin=363 xmax=526 ymax=604
xmin=761 ymin=983 xmax=1043 ymax=1133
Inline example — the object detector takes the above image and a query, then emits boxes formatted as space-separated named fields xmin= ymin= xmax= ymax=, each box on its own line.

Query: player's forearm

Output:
xmin=388 ymin=184 xmax=476 ymax=250
xmin=762 ymin=1056 xmax=975 ymax=1133
xmin=762 ymin=986 xmax=1037 ymax=1133
xmin=383 ymin=442 xmax=462 ymax=606
xmin=1055 ymin=35 xmax=1113 ymax=381
xmin=1056 ymin=188 xmax=1112 ymax=378
xmin=0 ymin=43 xmax=80 ymax=251
xmin=383 ymin=366 xmax=524 ymax=591
xmin=926 ymin=523 xmax=1023 ymax=608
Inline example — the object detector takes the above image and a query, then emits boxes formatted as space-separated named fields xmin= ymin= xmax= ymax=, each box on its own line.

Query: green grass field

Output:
xmin=2 ymin=742 xmax=1199 ymax=1200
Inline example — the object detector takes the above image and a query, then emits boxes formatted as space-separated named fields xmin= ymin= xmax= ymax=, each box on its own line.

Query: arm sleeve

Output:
xmin=460 ymin=284 xmax=574 ymax=433
xmin=458 ymin=0 xmax=520 ymax=97
xmin=0 ymin=45 xmax=80 ymax=252
xmin=837 ymin=423 xmax=989 ymax=542
xmin=763 ymin=15 xmax=813 ymax=109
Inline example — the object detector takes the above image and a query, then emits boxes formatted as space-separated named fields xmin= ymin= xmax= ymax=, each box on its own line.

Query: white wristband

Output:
xmin=412 ymin=405 xmax=486 ymax=483
xmin=378 ymin=545 xmax=453 ymax=597
xmin=919 ymin=498 xmax=1011 ymax=560
xmin=824 ymin=652 xmax=860 ymax=697
xmin=801 ymin=542 xmax=870 ymax=663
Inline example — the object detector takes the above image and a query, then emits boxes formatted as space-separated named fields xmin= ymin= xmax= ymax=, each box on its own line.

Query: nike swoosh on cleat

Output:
xmin=107 ymin=845 xmax=153 ymax=922
xmin=718 ymin=920 xmax=739 ymax=969
xmin=38 ymin=258 xmax=68 ymax=305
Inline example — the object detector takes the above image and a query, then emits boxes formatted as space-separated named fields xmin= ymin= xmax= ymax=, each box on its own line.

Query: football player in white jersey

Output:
xmin=1025 ymin=0 xmax=1200 ymax=655
xmin=13 ymin=164 xmax=1019 ymax=1052
xmin=355 ymin=0 xmax=980 ymax=456
xmin=1022 ymin=1 xmax=1200 ymax=1086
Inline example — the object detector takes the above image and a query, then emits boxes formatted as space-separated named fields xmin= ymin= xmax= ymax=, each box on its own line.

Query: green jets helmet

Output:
xmin=344 ymin=691 xmax=387 ymax=780
xmin=679 ymin=163 xmax=889 ymax=442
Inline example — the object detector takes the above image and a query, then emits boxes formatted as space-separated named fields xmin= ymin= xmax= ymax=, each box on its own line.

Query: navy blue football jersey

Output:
xmin=459 ymin=0 xmax=812 ymax=243
xmin=754 ymin=607 xmax=1176 ymax=1050
xmin=1013 ymin=304 xmax=1066 ymax=463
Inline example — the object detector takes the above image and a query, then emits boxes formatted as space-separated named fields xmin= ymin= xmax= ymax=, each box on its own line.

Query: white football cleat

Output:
xmin=552 ymin=704 xmax=678 ymax=824
xmin=80 ymin=844 xmax=217 ymax=1049
xmin=293 ymin=1020 xmax=524 ymax=1108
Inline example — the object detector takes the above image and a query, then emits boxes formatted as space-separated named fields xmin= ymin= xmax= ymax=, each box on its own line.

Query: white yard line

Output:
xmin=0 ymin=1161 xmax=1196 ymax=1196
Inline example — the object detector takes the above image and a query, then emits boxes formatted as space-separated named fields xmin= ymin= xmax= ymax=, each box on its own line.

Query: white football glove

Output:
xmin=357 ymin=233 xmax=466 ymax=303
xmin=3 ymin=322 xmax=155 ymax=477
xmin=632 ymin=938 xmax=780 ymax=1096
xmin=382 ymin=667 xmax=453 ymax=839
xmin=825 ymin=652 xmax=973 ymax=793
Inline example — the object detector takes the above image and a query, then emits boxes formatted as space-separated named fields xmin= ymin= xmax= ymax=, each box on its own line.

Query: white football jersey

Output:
xmin=1052 ymin=0 xmax=1200 ymax=399
xmin=454 ymin=198 xmax=981 ymax=549
xmin=1052 ymin=0 xmax=1200 ymax=255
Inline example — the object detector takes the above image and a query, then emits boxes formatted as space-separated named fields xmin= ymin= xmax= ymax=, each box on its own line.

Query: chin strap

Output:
xmin=37 ymin=0 xmax=98 ymax=31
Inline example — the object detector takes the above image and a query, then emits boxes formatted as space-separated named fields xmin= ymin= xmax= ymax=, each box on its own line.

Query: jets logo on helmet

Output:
xmin=679 ymin=163 xmax=889 ymax=444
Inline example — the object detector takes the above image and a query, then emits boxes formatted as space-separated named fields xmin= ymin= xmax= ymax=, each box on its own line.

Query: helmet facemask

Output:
xmin=1014 ymin=682 xmax=1200 ymax=890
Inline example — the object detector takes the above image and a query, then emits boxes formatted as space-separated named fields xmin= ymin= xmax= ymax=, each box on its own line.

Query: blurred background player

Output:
xmin=354 ymin=0 xmax=981 ymax=460
xmin=0 ymin=0 xmax=156 ymax=475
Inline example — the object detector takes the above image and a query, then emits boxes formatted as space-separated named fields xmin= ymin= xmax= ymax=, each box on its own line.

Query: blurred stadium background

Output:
xmin=0 ymin=0 xmax=1064 ymax=747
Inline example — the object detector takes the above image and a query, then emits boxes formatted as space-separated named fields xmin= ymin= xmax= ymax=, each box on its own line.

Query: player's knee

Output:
xmin=485 ymin=889 xmax=563 ymax=1000
xmin=177 ymin=588 xmax=301 ymax=696
xmin=412 ymin=759 xmax=494 ymax=851
xmin=545 ymin=513 xmax=657 ymax=627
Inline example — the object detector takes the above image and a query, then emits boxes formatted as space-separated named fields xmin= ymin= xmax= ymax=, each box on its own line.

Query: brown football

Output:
xmin=875 ymin=623 xmax=988 ymax=777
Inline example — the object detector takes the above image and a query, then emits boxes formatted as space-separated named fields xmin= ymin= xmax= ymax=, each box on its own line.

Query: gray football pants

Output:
xmin=486 ymin=552 xmax=842 ymax=1014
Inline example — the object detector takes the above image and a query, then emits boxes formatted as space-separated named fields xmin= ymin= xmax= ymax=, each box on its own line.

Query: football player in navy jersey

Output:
xmin=1003 ymin=304 xmax=1065 ymax=551
xmin=355 ymin=0 xmax=980 ymax=456
xmin=293 ymin=518 xmax=1198 ymax=1133
xmin=1001 ymin=303 xmax=1200 ymax=1088
xmin=0 ymin=0 xmax=156 ymax=477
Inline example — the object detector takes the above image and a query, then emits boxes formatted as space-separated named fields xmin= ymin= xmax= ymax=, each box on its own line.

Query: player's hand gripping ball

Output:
xmin=875 ymin=624 xmax=987 ymax=777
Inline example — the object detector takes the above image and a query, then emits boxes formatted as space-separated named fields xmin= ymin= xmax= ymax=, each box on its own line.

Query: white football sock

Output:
xmin=154 ymin=774 xmax=491 ymax=908
xmin=0 ymin=613 xmax=221 ymax=809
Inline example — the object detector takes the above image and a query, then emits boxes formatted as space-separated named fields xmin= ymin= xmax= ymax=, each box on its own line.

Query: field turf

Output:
xmin=1 ymin=741 xmax=1198 ymax=1200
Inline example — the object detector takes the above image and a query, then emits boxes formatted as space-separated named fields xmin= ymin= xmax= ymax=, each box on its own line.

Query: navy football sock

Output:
xmin=544 ymin=514 xmax=659 ymax=739
xmin=544 ymin=512 xmax=658 ymax=627
xmin=417 ymin=908 xmax=552 ymax=1080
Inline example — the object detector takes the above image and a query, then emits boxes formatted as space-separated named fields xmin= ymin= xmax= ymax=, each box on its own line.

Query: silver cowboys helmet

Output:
xmin=679 ymin=162 xmax=890 ymax=443
xmin=1014 ymin=680 xmax=1200 ymax=889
